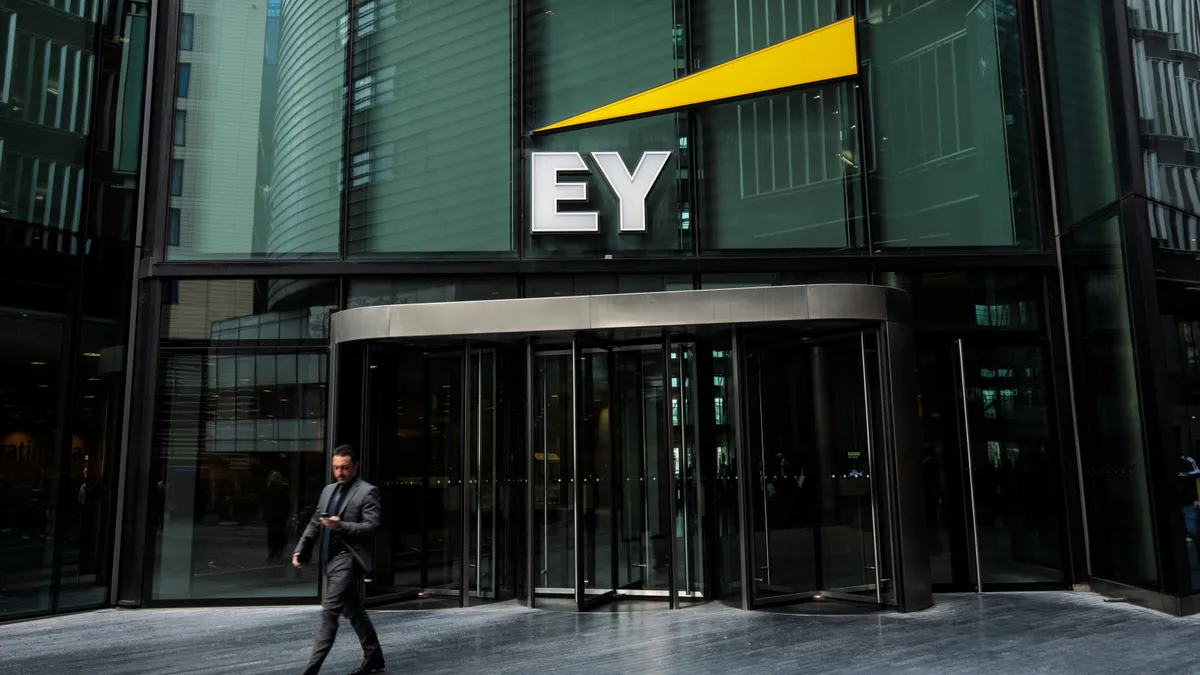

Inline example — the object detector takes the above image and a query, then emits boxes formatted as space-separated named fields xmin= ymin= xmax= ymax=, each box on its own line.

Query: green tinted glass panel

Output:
xmin=167 ymin=1 xmax=342 ymax=259
xmin=694 ymin=1 xmax=862 ymax=250
xmin=864 ymin=0 xmax=1038 ymax=248
xmin=1062 ymin=214 xmax=1158 ymax=588
xmin=1043 ymin=0 xmax=1117 ymax=225
xmin=524 ymin=274 xmax=692 ymax=297
xmin=524 ymin=0 xmax=689 ymax=257
xmin=1125 ymin=2 xmax=1200 ymax=226
xmin=347 ymin=1 xmax=514 ymax=255
xmin=346 ymin=277 xmax=519 ymax=307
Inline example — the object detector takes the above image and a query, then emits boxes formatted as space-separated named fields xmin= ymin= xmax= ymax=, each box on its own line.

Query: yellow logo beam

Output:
xmin=534 ymin=17 xmax=858 ymax=135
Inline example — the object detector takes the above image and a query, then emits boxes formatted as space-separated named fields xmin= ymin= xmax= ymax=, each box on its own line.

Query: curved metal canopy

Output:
xmin=330 ymin=284 xmax=911 ymax=345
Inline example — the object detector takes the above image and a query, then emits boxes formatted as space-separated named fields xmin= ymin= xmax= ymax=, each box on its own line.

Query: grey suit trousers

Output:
xmin=302 ymin=551 xmax=382 ymax=675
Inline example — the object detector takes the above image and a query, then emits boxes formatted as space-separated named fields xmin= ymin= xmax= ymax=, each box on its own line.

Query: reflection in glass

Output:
xmin=693 ymin=1 xmax=861 ymax=250
xmin=957 ymin=343 xmax=1063 ymax=584
xmin=0 ymin=279 xmax=67 ymax=617
xmin=167 ymin=0 xmax=343 ymax=259
xmin=1041 ymin=0 xmax=1117 ymax=224
xmin=525 ymin=275 xmax=692 ymax=298
xmin=697 ymin=83 xmax=864 ymax=250
xmin=741 ymin=334 xmax=878 ymax=603
xmin=151 ymin=351 xmax=328 ymax=599
xmin=578 ymin=351 xmax=614 ymax=597
xmin=524 ymin=0 xmax=689 ymax=257
xmin=864 ymin=0 xmax=1038 ymax=248
xmin=468 ymin=350 xmax=498 ymax=600
xmin=425 ymin=356 xmax=463 ymax=591
xmin=711 ymin=341 xmax=742 ymax=601
xmin=670 ymin=344 xmax=705 ymax=598
xmin=346 ymin=1 xmax=513 ymax=254
xmin=1062 ymin=215 xmax=1159 ymax=588
xmin=347 ymin=277 xmax=519 ymax=308
xmin=57 ymin=245 xmax=136 ymax=611
xmin=150 ymin=279 xmax=336 ymax=600
xmin=1127 ymin=3 xmax=1200 ymax=230
xmin=614 ymin=349 xmax=670 ymax=592
xmin=533 ymin=352 xmax=574 ymax=590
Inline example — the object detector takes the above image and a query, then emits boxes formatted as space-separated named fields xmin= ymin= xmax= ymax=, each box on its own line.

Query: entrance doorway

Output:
xmin=529 ymin=336 xmax=708 ymax=610
xmin=739 ymin=331 xmax=889 ymax=609
xmin=352 ymin=343 xmax=518 ymax=608
xmin=328 ymin=285 xmax=933 ymax=613
xmin=918 ymin=337 xmax=1068 ymax=590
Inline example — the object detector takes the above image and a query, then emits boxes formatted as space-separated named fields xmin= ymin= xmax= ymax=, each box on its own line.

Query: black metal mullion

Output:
xmin=730 ymin=327 xmax=753 ymax=610
xmin=525 ymin=338 xmax=535 ymax=607
xmin=146 ymin=0 xmax=182 ymax=260
xmin=663 ymin=330 xmax=679 ymax=608
xmin=571 ymin=336 xmax=584 ymax=608
xmin=420 ymin=358 xmax=431 ymax=590
xmin=609 ymin=347 xmax=620 ymax=595
xmin=514 ymin=0 xmax=525 ymax=260
xmin=461 ymin=341 xmax=472 ymax=608
xmin=143 ymin=252 xmax=1058 ymax=280
xmin=339 ymin=0 xmax=356 ymax=259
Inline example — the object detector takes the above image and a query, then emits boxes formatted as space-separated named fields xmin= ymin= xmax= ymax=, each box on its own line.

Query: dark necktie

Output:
xmin=321 ymin=484 xmax=344 ymax=563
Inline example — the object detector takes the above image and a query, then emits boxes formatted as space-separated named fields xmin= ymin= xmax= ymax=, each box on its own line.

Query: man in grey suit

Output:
xmin=293 ymin=444 xmax=385 ymax=675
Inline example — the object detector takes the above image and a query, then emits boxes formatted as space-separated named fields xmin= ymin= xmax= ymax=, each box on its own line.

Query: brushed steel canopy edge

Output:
xmin=329 ymin=284 xmax=912 ymax=344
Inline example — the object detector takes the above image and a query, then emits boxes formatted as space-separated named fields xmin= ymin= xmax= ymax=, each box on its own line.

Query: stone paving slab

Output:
xmin=1 ymin=593 xmax=1196 ymax=674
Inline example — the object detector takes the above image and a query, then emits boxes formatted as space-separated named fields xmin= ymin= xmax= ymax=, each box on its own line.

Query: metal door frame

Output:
xmin=328 ymin=284 xmax=930 ymax=613
xmin=735 ymin=328 xmax=889 ymax=610
xmin=358 ymin=341 xmax=503 ymax=609
xmin=949 ymin=334 xmax=1071 ymax=593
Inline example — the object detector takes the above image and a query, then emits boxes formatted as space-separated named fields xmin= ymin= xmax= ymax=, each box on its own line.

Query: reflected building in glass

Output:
xmin=8 ymin=0 xmax=1200 ymax=621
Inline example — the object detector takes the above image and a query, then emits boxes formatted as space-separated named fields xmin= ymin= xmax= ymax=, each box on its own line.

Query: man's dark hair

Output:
xmin=333 ymin=444 xmax=358 ymax=462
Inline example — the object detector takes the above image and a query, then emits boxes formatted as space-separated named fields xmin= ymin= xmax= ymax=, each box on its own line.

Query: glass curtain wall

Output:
xmin=693 ymin=0 xmax=865 ymax=250
xmin=1124 ymin=0 xmax=1200 ymax=595
xmin=345 ymin=1 xmax=514 ymax=255
xmin=148 ymin=279 xmax=336 ymax=600
xmin=0 ymin=241 xmax=131 ymax=618
xmin=0 ymin=0 xmax=146 ymax=619
xmin=861 ymin=0 xmax=1039 ymax=248
xmin=886 ymin=271 xmax=1066 ymax=588
xmin=166 ymin=0 xmax=343 ymax=259
xmin=153 ymin=0 xmax=1057 ymax=261
xmin=523 ymin=0 xmax=690 ymax=258
xmin=1060 ymin=212 xmax=1159 ymax=590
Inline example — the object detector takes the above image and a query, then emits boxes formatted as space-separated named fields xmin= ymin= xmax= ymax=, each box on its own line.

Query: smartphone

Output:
xmin=320 ymin=512 xmax=330 ymax=518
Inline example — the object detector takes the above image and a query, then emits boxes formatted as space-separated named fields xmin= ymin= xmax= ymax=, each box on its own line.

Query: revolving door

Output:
xmin=528 ymin=335 xmax=710 ymax=610
xmin=328 ymin=285 xmax=933 ymax=613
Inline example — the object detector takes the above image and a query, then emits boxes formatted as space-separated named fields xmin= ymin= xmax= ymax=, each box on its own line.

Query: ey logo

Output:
xmin=529 ymin=17 xmax=859 ymax=235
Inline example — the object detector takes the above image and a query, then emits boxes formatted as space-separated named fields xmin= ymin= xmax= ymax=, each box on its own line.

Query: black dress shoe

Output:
xmin=346 ymin=659 xmax=385 ymax=674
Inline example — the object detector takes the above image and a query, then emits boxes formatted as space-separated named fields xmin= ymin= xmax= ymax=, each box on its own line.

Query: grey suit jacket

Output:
xmin=295 ymin=478 xmax=380 ymax=574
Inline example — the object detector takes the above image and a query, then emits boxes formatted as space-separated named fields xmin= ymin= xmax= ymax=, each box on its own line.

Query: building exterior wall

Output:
xmin=0 ymin=0 xmax=146 ymax=621
xmin=9 ymin=0 xmax=1200 ymax=619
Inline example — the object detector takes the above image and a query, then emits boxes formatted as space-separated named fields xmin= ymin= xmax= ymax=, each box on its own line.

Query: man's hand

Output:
xmin=320 ymin=515 xmax=342 ymax=530
xmin=292 ymin=552 xmax=303 ymax=569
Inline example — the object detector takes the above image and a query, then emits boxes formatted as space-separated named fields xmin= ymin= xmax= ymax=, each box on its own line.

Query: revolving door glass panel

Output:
xmin=739 ymin=330 xmax=887 ymax=608
xmin=531 ymin=336 xmax=708 ymax=609
xmin=362 ymin=344 xmax=503 ymax=607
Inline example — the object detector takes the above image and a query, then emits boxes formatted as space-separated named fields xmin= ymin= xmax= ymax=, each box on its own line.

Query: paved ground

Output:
xmin=2 ymin=592 xmax=1197 ymax=674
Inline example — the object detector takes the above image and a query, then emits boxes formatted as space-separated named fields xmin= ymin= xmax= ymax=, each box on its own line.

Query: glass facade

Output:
xmin=166 ymin=0 xmax=343 ymax=259
xmin=148 ymin=279 xmax=335 ymax=600
xmin=6 ymin=0 xmax=1200 ymax=619
xmin=0 ymin=0 xmax=145 ymax=620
